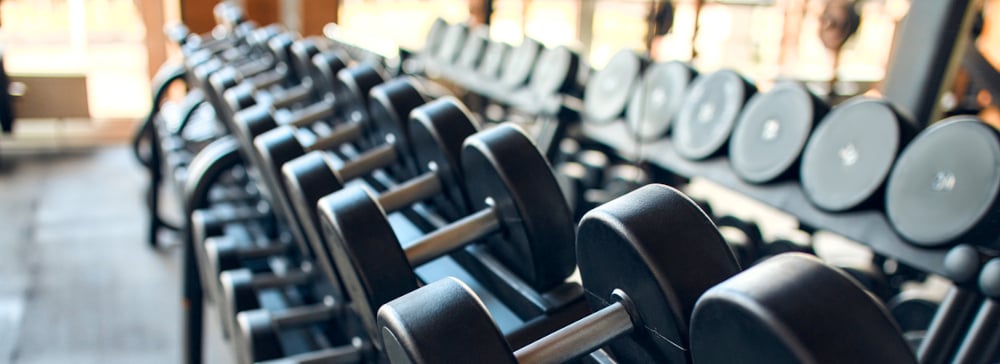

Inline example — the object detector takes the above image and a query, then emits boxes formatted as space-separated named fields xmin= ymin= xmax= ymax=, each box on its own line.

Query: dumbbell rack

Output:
xmin=581 ymin=120 xmax=955 ymax=275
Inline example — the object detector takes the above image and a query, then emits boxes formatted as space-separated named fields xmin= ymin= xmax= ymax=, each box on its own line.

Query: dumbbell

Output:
xmin=219 ymin=266 xmax=320 ymax=356
xmin=671 ymin=69 xmax=757 ymax=160
xmin=952 ymin=257 xmax=1000 ymax=364
xmin=433 ymin=22 xmax=468 ymax=65
xmin=234 ymin=298 xmax=368 ymax=364
xmin=528 ymin=45 xmax=582 ymax=97
xmin=421 ymin=18 xmax=449 ymax=62
xmin=690 ymin=253 xmax=916 ymax=363
xmin=917 ymin=245 xmax=986 ymax=364
xmin=477 ymin=39 xmax=511 ymax=80
xmin=498 ymin=38 xmax=542 ymax=90
xmin=626 ymin=60 xmax=697 ymax=141
xmin=455 ymin=25 xmax=488 ymax=71
xmin=800 ymin=97 xmax=915 ymax=211
xmin=885 ymin=116 xmax=1000 ymax=249
xmin=320 ymin=124 xmax=576 ymax=347
xmin=377 ymin=184 xmax=739 ymax=363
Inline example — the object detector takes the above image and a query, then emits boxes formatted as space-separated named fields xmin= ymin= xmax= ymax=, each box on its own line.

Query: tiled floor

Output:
xmin=0 ymin=147 xmax=228 ymax=363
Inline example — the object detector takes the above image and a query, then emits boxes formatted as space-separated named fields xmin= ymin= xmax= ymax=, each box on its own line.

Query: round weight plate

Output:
xmin=584 ymin=49 xmax=642 ymax=123
xmin=367 ymin=77 xmax=427 ymax=177
xmin=436 ymin=23 xmax=468 ymax=64
xmin=626 ymin=61 xmax=696 ymax=141
xmin=423 ymin=18 xmax=448 ymax=56
xmin=691 ymin=254 xmax=916 ymax=364
xmin=672 ymin=70 xmax=753 ymax=159
xmin=319 ymin=186 xmax=419 ymax=345
xmin=500 ymin=38 xmax=542 ymax=88
xmin=282 ymin=152 xmax=346 ymax=293
xmin=409 ymin=97 xmax=479 ymax=220
xmin=479 ymin=40 xmax=510 ymax=79
xmin=886 ymin=117 xmax=1000 ymax=247
xmin=529 ymin=46 xmax=580 ymax=96
xmin=730 ymin=82 xmax=822 ymax=183
xmin=457 ymin=25 xmax=489 ymax=70
xmin=238 ymin=310 xmax=284 ymax=361
xmin=311 ymin=50 xmax=350 ymax=95
xmin=461 ymin=124 xmax=576 ymax=291
xmin=577 ymin=184 xmax=740 ymax=363
xmin=254 ymin=126 xmax=307 ymax=191
xmin=334 ymin=64 xmax=386 ymax=125
xmin=290 ymin=38 xmax=322 ymax=88
xmin=378 ymin=278 xmax=516 ymax=364
xmin=801 ymin=98 xmax=905 ymax=211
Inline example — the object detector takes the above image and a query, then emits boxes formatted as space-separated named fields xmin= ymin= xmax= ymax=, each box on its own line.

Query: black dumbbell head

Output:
xmin=379 ymin=278 xmax=517 ymax=364
xmin=320 ymin=185 xmax=419 ymax=346
xmin=237 ymin=309 xmax=284 ymax=361
xmin=367 ymin=77 xmax=428 ymax=174
xmin=461 ymin=124 xmax=576 ymax=291
xmin=672 ymin=70 xmax=755 ymax=160
xmin=409 ymin=97 xmax=480 ymax=218
xmin=691 ymin=253 xmax=916 ymax=364
xmin=311 ymin=50 xmax=350 ymax=96
xmin=801 ymin=97 xmax=911 ymax=211
xmin=886 ymin=117 xmax=1000 ymax=248
xmin=334 ymin=63 xmax=387 ymax=124
xmin=577 ymin=184 xmax=740 ymax=362
xmin=584 ymin=49 xmax=642 ymax=123
xmin=626 ymin=61 xmax=696 ymax=141
xmin=729 ymin=81 xmax=828 ymax=183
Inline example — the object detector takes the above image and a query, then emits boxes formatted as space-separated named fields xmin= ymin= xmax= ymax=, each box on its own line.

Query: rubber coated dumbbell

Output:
xmin=234 ymin=299 xmax=369 ymax=364
xmin=321 ymin=123 xmax=576 ymax=347
xmin=626 ymin=60 xmax=697 ymax=141
xmin=281 ymin=96 xmax=477 ymax=290
xmin=219 ymin=267 xmax=320 ymax=352
xmin=216 ymin=36 xmax=326 ymax=113
xmin=377 ymin=184 xmax=739 ymax=363
xmin=690 ymin=253 xmax=916 ymax=363
xmin=671 ymin=69 xmax=756 ymax=160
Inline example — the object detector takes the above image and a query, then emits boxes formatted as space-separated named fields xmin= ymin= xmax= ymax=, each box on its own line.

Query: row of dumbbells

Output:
xmin=419 ymin=18 xmax=1000 ymax=253
xmin=163 ymin=7 xmax=590 ymax=364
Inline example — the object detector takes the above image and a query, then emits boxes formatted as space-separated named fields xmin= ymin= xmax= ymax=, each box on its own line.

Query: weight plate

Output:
xmin=801 ymin=98 xmax=906 ymax=211
xmin=577 ymin=184 xmax=739 ymax=363
xmin=691 ymin=254 xmax=916 ymax=364
xmin=290 ymin=38 xmax=322 ymax=89
xmin=319 ymin=186 xmax=419 ymax=346
xmin=461 ymin=124 xmax=576 ymax=291
xmin=886 ymin=117 xmax=1000 ymax=247
xmin=626 ymin=61 xmax=696 ymax=141
xmin=334 ymin=63 xmax=386 ymax=125
xmin=409 ymin=97 xmax=479 ymax=220
xmin=529 ymin=46 xmax=580 ymax=96
xmin=436 ymin=23 xmax=468 ymax=64
xmin=479 ymin=40 xmax=510 ymax=79
xmin=423 ymin=18 xmax=448 ymax=57
xmin=311 ymin=50 xmax=350 ymax=95
xmin=584 ymin=49 xmax=642 ymax=123
xmin=282 ymin=152 xmax=346 ymax=296
xmin=379 ymin=278 xmax=516 ymax=364
xmin=730 ymin=82 xmax=825 ymax=183
xmin=500 ymin=38 xmax=542 ymax=89
xmin=367 ymin=77 xmax=428 ymax=177
xmin=457 ymin=25 xmax=489 ymax=70
xmin=672 ymin=70 xmax=754 ymax=159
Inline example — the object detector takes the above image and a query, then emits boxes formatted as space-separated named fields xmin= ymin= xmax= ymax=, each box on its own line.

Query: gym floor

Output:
xmin=0 ymin=147 xmax=229 ymax=364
